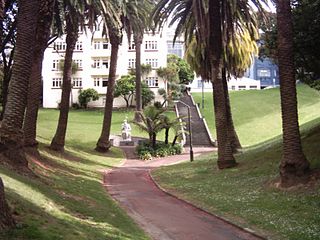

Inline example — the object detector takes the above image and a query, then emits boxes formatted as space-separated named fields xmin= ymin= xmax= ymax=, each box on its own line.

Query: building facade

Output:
xmin=42 ymin=26 xmax=168 ymax=108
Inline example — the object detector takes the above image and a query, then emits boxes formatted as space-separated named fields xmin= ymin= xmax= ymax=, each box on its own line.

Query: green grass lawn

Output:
xmin=152 ymin=85 xmax=320 ymax=239
xmin=192 ymin=84 xmax=320 ymax=146
xmin=37 ymin=107 xmax=176 ymax=149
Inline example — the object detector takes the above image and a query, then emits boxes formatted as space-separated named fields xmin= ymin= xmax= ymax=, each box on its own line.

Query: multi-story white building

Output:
xmin=42 ymin=26 xmax=168 ymax=108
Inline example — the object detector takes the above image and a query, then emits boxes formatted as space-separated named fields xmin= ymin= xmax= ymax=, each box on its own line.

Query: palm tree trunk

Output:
xmin=276 ymin=0 xmax=310 ymax=187
xmin=50 ymin=14 xmax=78 ymax=151
xmin=0 ymin=1 xmax=15 ymax=230
xmin=152 ymin=132 xmax=156 ymax=148
xmin=134 ymin=32 xmax=143 ymax=122
xmin=96 ymin=32 xmax=120 ymax=152
xmin=209 ymin=0 xmax=236 ymax=169
xmin=0 ymin=0 xmax=38 ymax=170
xmin=0 ymin=177 xmax=15 ymax=230
xmin=24 ymin=0 xmax=55 ymax=148
xmin=165 ymin=128 xmax=169 ymax=144
xmin=222 ymin=67 xmax=241 ymax=152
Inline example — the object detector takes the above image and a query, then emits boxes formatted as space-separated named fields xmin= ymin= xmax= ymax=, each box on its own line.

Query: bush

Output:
xmin=136 ymin=142 xmax=182 ymax=160
xmin=78 ymin=88 xmax=99 ymax=108
xmin=154 ymin=101 xmax=163 ymax=109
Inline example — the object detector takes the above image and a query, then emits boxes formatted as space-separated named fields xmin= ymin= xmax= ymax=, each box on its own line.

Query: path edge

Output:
xmin=148 ymin=169 xmax=268 ymax=240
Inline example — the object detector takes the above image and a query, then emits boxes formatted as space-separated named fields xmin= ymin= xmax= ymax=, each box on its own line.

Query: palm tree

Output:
xmin=23 ymin=0 xmax=56 ymax=149
xmin=133 ymin=106 xmax=166 ymax=148
xmin=95 ymin=11 xmax=122 ymax=152
xmin=161 ymin=115 xmax=183 ymax=145
xmin=276 ymin=0 xmax=310 ymax=187
xmin=0 ymin=0 xmax=39 ymax=169
xmin=0 ymin=0 xmax=15 ymax=230
xmin=96 ymin=0 xmax=146 ymax=152
xmin=50 ymin=0 xmax=87 ymax=151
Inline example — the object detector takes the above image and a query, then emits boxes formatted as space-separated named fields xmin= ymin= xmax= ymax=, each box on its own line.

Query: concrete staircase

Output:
xmin=175 ymin=93 xmax=214 ymax=147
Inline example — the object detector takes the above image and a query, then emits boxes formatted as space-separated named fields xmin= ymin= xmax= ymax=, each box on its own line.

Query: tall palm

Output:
xmin=95 ymin=3 xmax=122 ymax=152
xmin=276 ymin=0 xmax=310 ymax=187
xmin=23 ymin=0 xmax=56 ymax=149
xmin=0 ymin=0 xmax=15 ymax=230
xmin=122 ymin=0 xmax=154 ymax=122
xmin=0 ymin=0 xmax=39 ymax=169
xmin=50 ymin=0 xmax=88 ymax=151
xmin=96 ymin=0 xmax=145 ymax=152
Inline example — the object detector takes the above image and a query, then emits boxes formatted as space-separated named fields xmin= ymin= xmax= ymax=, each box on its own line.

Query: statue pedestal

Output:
xmin=119 ymin=140 xmax=134 ymax=146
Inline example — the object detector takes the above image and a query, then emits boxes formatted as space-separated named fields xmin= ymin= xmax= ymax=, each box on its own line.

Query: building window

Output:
xmin=52 ymin=78 xmax=62 ymax=88
xmin=249 ymin=85 xmax=257 ymax=89
xmin=93 ymin=59 xmax=100 ymax=68
xmin=128 ymin=42 xmax=135 ymax=50
xmin=197 ymin=80 xmax=202 ymax=88
xmin=74 ymin=59 xmax=83 ymax=70
xmin=94 ymin=24 xmax=101 ymax=31
xmin=102 ymin=41 xmax=109 ymax=49
xmin=128 ymin=58 xmax=136 ymax=69
xmin=102 ymin=77 xmax=108 ymax=87
xmin=145 ymin=77 xmax=158 ymax=87
xmin=53 ymin=42 xmax=66 ymax=51
xmin=102 ymin=59 xmax=109 ymax=69
xmin=93 ymin=77 xmax=100 ymax=87
xmin=75 ymin=41 xmax=83 ymax=51
xmin=52 ymin=59 xmax=60 ymax=70
xmin=257 ymin=69 xmax=271 ymax=77
xmin=145 ymin=58 xmax=158 ymax=68
xmin=167 ymin=41 xmax=183 ymax=58
xmin=145 ymin=41 xmax=158 ymax=50
xmin=72 ymin=78 xmax=82 ymax=88
xmin=238 ymin=85 xmax=246 ymax=90
xmin=93 ymin=41 xmax=100 ymax=50
xmin=231 ymin=86 xmax=236 ymax=90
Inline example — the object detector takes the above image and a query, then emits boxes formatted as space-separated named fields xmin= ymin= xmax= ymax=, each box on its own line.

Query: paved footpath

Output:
xmin=104 ymin=146 xmax=264 ymax=240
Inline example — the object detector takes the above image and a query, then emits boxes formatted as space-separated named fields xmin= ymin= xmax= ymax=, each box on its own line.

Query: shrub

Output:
xmin=78 ymin=88 xmax=99 ymax=108
xmin=136 ymin=142 xmax=182 ymax=160
xmin=154 ymin=101 xmax=163 ymax=109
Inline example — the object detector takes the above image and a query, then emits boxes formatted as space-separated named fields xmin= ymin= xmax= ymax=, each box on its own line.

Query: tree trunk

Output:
xmin=152 ymin=132 xmax=156 ymax=149
xmin=0 ymin=0 xmax=39 ymax=170
xmin=172 ymin=136 xmax=178 ymax=146
xmin=222 ymin=67 xmax=241 ymax=152
xmin=96 ymin=31 xmax=120 ymax=152
xmin=209 ymin=0 xmax=236 ymax=169
xmin=0 ymin=177 xmax=15 ymax=230
xmin=276 ymin=0 xmax=310 ymax=187
xmin=50 ymin=13 xmax=78 ymax=151
xmin=134 ymin=32 xmax=143 ymax=122
xmin=24 ymin=0 xmax=55 ymax=148
xmin=165 ymin=128 xmax=169 ymax=144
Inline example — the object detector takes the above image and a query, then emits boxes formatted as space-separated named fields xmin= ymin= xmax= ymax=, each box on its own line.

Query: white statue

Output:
xmin=121 ymin=118 xmax=131 ymax=141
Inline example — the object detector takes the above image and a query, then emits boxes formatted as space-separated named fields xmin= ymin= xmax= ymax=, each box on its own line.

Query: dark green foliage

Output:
xmin=136 ymin=142 xmax=182 ymax=160
xmin=78 ymin=88 xmax=99 ymax=108
xmin=141 ymin=82 xmax=155 ymax=108
xmin=260 ymin=0 xmax=320 ymax=83
xmin=114 ymin=74 xmax=135 ymax=108
xmin=168 ymin=54 xmax=194 ymax=84
xmin=153 ymin=101 xmax=162 ymax=109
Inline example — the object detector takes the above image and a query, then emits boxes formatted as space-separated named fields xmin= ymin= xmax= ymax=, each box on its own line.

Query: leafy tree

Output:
xmin=142 ymin=81 xmax=155 ymax=108
xmin=260 ymin=0 xmax=320 ymax=84
xmin=78 ymin=88 xmax=99 ymax=108
xmin=161 ymin=114 xmax=184 ymax=145
xmin=114 ymin=74 xmax=135 ymax=108
xmin=168 ymin=54 xmax=194 ymax=85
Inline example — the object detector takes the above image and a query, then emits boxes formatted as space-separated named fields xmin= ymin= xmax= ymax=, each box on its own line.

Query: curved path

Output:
xmin=103 ymin=146 xmax=264 ymax=240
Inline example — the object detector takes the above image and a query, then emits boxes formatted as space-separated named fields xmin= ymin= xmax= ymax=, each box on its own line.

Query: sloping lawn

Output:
xmin=192 ymin=84 xmax=320 ymax=146
xmin=0 ymin=142 xmax=149 ymax=240
xmin=152 ymin=95 xmax=320 ymax=240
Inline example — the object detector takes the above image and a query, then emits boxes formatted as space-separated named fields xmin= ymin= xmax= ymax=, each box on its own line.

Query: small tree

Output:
xmin=161 ymin=115 xmax=184 ymax=145
xmin=133 ymin=106 xmax=166 ymax=148
xmin=78 ymin=88 xmax=99 ymax=108
xmin=142 ymin=82 xmax=155 ymax=108
xmin=168 ymin=54 xmax=194 ymax=85
xmin=114 ymin=74 xmax=135 ymax=108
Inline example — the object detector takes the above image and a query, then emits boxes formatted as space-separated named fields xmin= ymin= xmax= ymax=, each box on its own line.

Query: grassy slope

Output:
xmin=193 ymin=84 xmax=320 ymax=146
xmin=0 ymin=109 xmax=150 ymax=239
xmin=0 ymin=143 xmax=149 ymax=240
